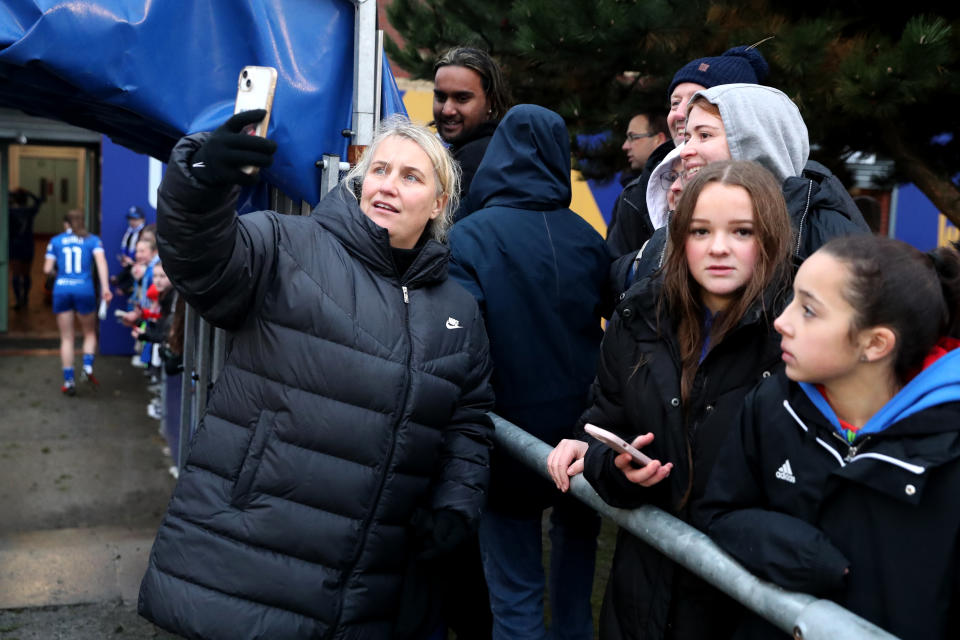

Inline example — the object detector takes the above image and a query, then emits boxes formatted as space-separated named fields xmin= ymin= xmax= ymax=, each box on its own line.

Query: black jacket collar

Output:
xmin=310 ymin=186 xmax=449 ymax=286
xmin=449 ymin=120 xmax=499 ymax=153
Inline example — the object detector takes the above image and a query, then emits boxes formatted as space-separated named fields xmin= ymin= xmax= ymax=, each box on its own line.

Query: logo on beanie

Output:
xmin=698 ymin=63 xmax=710 ymax=72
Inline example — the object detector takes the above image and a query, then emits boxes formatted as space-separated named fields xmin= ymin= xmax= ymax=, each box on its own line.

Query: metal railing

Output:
xmin=488 ymin=414 xmax=900 ymax=640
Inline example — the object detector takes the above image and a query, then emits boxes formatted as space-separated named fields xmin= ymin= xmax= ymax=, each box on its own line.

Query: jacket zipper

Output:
xmin=831 ymin=431 xmax=870 ymax=462
xmin=785 ymin=400 xmax=926 ymax=473
xmin=330 ymin=283 xmax=413 ymax=634
xmin=794 ymin=180 xmax=813 ymax=257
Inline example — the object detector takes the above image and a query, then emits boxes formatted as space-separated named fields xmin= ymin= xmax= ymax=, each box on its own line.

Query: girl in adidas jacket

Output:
xmin=700 ymin=234 xmax=960 ymax=640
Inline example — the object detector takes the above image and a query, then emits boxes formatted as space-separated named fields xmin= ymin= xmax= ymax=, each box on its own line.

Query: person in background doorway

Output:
xmin=432 ymin=46 xmax=511 ymax=217
xmin=8 ymin=186 xmax=45 ymax=310
xmin=44 ymin=209 xmax=112 ymax=394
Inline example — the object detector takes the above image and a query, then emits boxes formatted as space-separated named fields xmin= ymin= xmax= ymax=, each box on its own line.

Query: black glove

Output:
xmin=189 ymin=109 xmax=278 ymax=187
xmin=418 ymin=509 xmax=471 ymax=560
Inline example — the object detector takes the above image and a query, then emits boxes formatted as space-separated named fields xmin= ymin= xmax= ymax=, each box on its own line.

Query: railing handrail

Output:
xmin=488 ymin=413 xmax=901 ymax=640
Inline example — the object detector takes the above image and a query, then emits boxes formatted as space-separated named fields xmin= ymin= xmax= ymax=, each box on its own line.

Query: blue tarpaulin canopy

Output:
xmin=0 ymin=0 xmax=406 ymax=205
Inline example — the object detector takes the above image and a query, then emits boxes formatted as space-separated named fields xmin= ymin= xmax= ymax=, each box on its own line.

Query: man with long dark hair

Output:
xmin=432 ymin=46 xmax=510 ymax=217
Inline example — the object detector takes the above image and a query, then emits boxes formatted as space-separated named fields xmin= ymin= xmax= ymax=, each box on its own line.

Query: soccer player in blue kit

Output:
xmin=43 ymin=209 xmax=112 ymax=395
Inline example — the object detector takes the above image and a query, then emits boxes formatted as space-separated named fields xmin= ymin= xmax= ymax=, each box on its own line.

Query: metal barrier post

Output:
xmin=195 ymin=317 xmax=211 ymax=422
xmin=319 ymin=154 xmax=345 ymax=199
xmin=488 ymin=414 xmax=901 ymax=640
xmin=159 ymin=365 xmax=167 ymax=436
xmin=177 ymin=303 xmax=198 ymax=468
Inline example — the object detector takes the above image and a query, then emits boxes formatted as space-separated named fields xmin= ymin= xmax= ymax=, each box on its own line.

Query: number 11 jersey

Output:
xmin=45 ymin=231 xmax=104 ymax=293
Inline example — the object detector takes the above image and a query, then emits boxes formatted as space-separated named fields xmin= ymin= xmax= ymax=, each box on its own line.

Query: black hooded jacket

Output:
xmin=449 ymin=104 xmax=612 ymax=515
xmin=138 ymin=132 xmax=495 ymax=640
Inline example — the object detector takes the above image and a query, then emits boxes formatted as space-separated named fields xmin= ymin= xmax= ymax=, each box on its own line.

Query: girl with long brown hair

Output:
xmin=548 ymin=160 xmax=793 ymax=639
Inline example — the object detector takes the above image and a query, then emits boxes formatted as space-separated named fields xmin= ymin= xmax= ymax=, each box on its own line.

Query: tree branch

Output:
xmin=882 ymin=121 xmax=960 ymax=228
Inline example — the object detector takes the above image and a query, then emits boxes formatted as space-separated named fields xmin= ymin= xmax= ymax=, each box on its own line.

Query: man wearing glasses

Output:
xmin=606 ymin=110 xmax=670 ymax=257
xmin=622 ymin=113 xmax=668 ymax=174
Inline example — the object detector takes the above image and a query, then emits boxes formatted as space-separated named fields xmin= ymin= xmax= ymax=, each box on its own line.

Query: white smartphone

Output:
xmin=234 ymin=65 xmax=278 ymax=174
xmin=584 ymin=423 xmax=653 ymax=467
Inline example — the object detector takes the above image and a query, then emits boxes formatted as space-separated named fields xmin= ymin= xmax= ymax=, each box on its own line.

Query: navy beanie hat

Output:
xmin=668 ymin=46 xmax=769 ymax=96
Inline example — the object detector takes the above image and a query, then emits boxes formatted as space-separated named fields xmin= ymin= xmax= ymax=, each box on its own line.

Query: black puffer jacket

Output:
xmin=138 ymin=133 xmax=495 ymax=640
xmin=580 ymin=277 xmax=785 ymax=640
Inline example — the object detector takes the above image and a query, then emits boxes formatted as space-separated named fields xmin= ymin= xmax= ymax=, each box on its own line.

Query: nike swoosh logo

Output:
xmin=445 ymin=318 xmax=463 ymax=330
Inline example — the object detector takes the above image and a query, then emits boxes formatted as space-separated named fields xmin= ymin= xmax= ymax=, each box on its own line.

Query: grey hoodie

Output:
xmin=694 ymin=83 xmax=809 ymax=183
xmin=615 ymin=83 xmax=869 ymax=293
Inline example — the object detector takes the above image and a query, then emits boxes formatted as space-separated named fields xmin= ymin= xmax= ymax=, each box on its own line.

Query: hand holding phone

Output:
xmin=584 ymin=424 xmax=653 ymax=467
xmin=188 ymin=66 xmax=278 ymax=188
xmin=190 ymin=110 xmax=278 ymax=187
xmin=234 ymin=66 xmax=277 ymax=175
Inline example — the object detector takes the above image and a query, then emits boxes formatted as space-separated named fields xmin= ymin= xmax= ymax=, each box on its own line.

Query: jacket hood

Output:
xmin=646 ymin=143 xmax=684 ymax=230
xmin=782 ymin=160 xmax=863 ymax=223
xmin=694 ymin=83 xmax=809 ymax=183
xmin=801 ymin=341 xmax=960 ymax=438
xmin=467 ymin=104 xmax=572 ymax=211
xmin=311 ymin=185 xmax=450 ymax=286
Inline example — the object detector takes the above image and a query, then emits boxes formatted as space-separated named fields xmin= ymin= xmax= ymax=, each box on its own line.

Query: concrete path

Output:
xmin=0 ymin=345 xmax=180 ymax=638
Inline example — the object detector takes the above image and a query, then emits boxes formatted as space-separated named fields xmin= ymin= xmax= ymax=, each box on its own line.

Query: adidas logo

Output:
xmin=445 ymin=317 xmax=463 ymax=330
xmin=775 ymin=459 xmax=796 ymax=484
